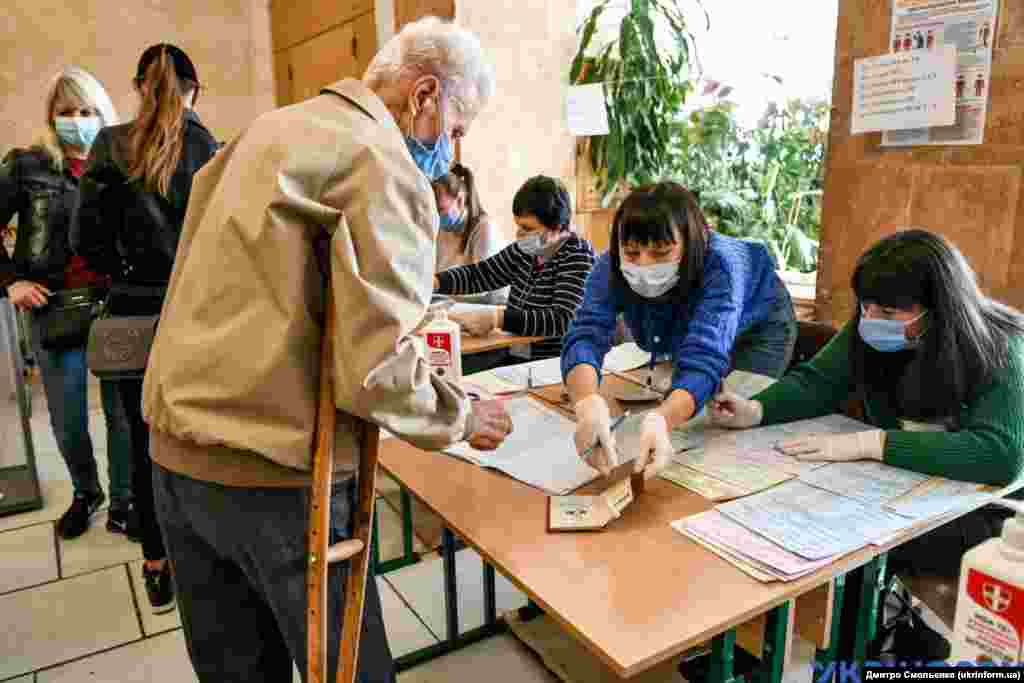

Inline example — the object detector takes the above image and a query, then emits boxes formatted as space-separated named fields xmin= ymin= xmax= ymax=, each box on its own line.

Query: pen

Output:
xmin=528 ymin=366 xmax=534 ymax=389
xmin=580 ymin=411 xmax=630 ymax=461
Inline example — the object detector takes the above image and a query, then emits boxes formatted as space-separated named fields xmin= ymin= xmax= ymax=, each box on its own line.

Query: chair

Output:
xmin=787 ymin=320 xmax=838 ymax=371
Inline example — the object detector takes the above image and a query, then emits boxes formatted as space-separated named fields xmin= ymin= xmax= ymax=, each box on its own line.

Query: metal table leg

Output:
xmin=708 ymin=629 xmax=739 ymax=683
xmin=835 ymin=554 xmax=888 ymax=672
xmin=374 ymin=486 xmax=422 ymax=575
xmin=483 ymin=562 xmax=497 ymax=627
xmin=442 ymin=526 xmax=460 ymax=646
xmin=756 ymin=603 xmax=790 ymax=683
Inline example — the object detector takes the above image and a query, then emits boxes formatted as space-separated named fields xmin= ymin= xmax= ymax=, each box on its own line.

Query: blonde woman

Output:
xmin=73 ymin=44 xmax=218 ymax=614
xmin=0 ymin=67 xmax=133 ymax=541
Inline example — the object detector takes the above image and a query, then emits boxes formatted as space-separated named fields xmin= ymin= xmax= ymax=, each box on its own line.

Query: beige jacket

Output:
xmin=144 ymin=80 xmax=471 ymax=487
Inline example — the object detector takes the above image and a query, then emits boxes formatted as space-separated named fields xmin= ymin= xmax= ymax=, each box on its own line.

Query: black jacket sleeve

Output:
xmin=71 ymin=129 xmax=123 ymax=276
xmin=0 ymin=151 xmax=22 ymax=289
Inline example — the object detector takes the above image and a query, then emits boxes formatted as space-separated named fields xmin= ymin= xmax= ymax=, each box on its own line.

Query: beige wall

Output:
xmin=0 ymin=0 xmax=276 ymax=158
xmin=456 ymin=0 xmax=577 ymax=240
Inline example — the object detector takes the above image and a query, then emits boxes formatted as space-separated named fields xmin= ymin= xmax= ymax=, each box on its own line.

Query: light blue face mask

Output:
xmin=858 ymin=307 xmax=927 ymax=352
xmin=438 ymin=205 xmax=464 ymax=233
xmin=54 ymin=116 xmax=102 ymax=149
xmin=404 ymin=96 xmax=454 ymax=181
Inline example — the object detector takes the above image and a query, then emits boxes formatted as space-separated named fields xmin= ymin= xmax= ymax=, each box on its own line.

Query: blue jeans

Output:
xmin=153 ymin=465 xmax=395 ymax=682
xmin=31 ymin=318 xmax=133 ymax=505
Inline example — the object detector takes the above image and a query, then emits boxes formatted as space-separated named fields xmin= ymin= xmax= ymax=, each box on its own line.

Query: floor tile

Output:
xmin=0 ymin=522 xmax=58 ymax=594
xmin=127 ymin=560 xmax=181 ymax=636
xmin=397 ymin=634 xmax=558 ymax=683
xmin=385 ymin=548 xmax=528 ymax=639
xmin=4 ymin=676 xmax=32 ymax=683
xmin=378 ymin=495 xmax=427 ymax=563
xmin=58 ymin=510 xmax=142 ymax=578
xmin=379 ymin=576 xmax=439 ymax=658
xmin=0 ymin=566 xmax=142 ymax=679
xmin=0 ymin=477 xmax=73 ymax=534
xmin=37 ymin=630 xmax=196 ymax=683
xmin=783 ymin=636 xmax=817 ymax=683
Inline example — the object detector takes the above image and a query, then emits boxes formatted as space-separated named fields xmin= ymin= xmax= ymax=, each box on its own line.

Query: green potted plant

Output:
xmin=571 ymin=0 xmax=706 ymax=205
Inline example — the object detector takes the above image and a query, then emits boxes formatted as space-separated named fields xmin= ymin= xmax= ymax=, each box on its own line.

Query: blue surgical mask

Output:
xmin=858 ymin=307 xmax=927 ymax=352
xmin=54 ymin=116 xmax=102 ymax=149
xmin=404 ymin=97 xmax=454 ymax=181
xmin=438 ymin=205 xmax=464 ymax=233
xmin=621 ymin=259 xmax=681 ymax=299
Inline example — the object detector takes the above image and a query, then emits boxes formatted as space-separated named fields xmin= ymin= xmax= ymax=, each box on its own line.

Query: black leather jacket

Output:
xmin=0 ymin=148 xmax=79 ymax=291
xmin=71 ymin=110 xmax=217 ymax=293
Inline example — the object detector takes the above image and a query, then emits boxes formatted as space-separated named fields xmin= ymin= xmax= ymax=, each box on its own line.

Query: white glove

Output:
xmin=776 ymin=430 xmax=885 ymax=462
xmin=450 ymin=308 xmax=498 ymax=337
xmin=574 ymin=395 xmax=617 ymax=475
xmin=634 ymin=412 xmax=674 ymax=476
xmin=708 ymin=391 xmax=763 ymax=429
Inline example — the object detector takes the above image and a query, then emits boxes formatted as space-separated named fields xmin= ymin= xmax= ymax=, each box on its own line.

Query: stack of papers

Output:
xmin=799 ymin=461 xmax=930 ymax=505
xmin=662 ymin=414 xmax=870 ymax=500
xmin=884 ymin=479 xmax=993 ymax=520
xmin=444 ymin=397 xmax=599 ymax=495
xmin=672 ymin=510 xmax=836 ymax=582
xmin=463 ymin=342 xmax=656 ymax=392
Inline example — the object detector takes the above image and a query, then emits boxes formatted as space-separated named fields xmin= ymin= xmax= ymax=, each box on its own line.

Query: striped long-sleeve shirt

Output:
xmin=436 ymin=235 xmax=596 ymax=359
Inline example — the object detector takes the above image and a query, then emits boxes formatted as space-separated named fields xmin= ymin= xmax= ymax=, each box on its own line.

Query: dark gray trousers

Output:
xmin=152 ymin=463 xmax=395 ymax=683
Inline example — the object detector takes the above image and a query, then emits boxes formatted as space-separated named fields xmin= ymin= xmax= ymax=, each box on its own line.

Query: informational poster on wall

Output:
xmin=851 ymin=47 xmax=957 ymax=135
xmin=882 ymin=0 xmax=999 ymax=147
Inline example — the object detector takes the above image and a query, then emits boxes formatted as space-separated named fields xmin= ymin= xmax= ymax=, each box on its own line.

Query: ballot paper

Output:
xmin=673 ymin=510 xmax=837 ymax=582
xmin=659 ymin=463 xmax=749 ymax=501
xmin=548 ymin=462 xmax=637 ymax=532
xmin=491 ymin=358 xmax=565 ymax=389
xmin=602 ymin=342 xmax=653 ymax=374
xmin=884 ymin=478 xmax=993 ymax=520
xmin=799 ymin=461 xmax=930 ymax=506
xmin=462 ymin=371 xmax=523 ymax=395
xmin=681 ymin=448 xmax=795 ymax=494
xmin=717 ymin=480 xmax=915 ymax=560
xmin=444 ymin=397 xmax=599 ymax=495
xmin=566 ymin=83 xmax=610 ymax=136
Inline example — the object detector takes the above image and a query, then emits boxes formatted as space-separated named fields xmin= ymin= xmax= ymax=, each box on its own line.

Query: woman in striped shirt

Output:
xmin=434 ymin=175 xmax=596 ymax=362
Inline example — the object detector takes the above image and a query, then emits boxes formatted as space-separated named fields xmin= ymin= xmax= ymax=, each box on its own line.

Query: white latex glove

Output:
xmin=450 ymin=308 xmax=498 ymax=337
xmin=776 ymin=430 xmax=885 ymax=462
xmin=573 ymin=395 xmax=617 ymax=475
xmin=634 ymin=412 xmax=674 ymax=476
xmin=708 ymin=391 xmax=763 ymax=429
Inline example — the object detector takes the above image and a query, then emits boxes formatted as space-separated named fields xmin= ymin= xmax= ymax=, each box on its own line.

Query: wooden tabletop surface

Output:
xmin=461 ymin=332 xmax=544 ymax=355
xmin=378 ymin=373 xmax=1012 ymax=677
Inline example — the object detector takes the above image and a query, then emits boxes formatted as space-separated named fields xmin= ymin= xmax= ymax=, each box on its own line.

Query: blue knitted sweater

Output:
xmin=561 ymin=233 xmax=784 ymax=410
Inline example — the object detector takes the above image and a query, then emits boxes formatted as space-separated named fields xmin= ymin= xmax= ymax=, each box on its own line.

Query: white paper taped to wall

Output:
xmin=566 ymin=83 xmax=610 ymax=136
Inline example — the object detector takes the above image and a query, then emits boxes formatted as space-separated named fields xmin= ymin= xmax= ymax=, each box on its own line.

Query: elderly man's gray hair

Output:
xmin=364 ymin=16 xmax=495 ymax=116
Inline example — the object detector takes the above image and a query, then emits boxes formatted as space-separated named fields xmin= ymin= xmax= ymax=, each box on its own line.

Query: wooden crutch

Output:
xmin=307 ymin=286 xmax=381 ymax=683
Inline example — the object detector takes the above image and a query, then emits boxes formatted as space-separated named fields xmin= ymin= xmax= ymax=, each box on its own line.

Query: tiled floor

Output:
xmin=0 ymin=373 xmax=827 ymax=682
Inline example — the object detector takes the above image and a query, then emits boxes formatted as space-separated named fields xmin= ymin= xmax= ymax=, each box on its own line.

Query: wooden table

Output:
xmin=461 ymin=331 xmax=544 ymax=355
xmin=377 ymin=372 xmax=1018 ymax=678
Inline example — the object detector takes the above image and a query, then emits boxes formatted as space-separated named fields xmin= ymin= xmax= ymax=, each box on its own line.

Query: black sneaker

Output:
xmin=57 ymin=490 xmax=106 ymax=539
xmin=106 ymin=506 xmax=141 ymax=543
xmin=143 ymin=564 xmax=176 ymax=614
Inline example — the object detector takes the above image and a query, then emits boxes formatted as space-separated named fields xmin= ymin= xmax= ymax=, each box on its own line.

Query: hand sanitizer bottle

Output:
xmin=950 ymin=499 xmax=1024 ymax=664
xmin=421 ymin=309 xmax=462 ymax=383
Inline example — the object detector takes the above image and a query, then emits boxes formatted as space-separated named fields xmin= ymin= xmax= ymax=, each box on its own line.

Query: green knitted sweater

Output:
xmin=755 ymin=324 xmax=1024 ymax=487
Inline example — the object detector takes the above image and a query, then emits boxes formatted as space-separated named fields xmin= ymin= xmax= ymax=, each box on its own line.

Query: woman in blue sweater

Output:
xmin=561 ymin=182 xmax=797 ymax=475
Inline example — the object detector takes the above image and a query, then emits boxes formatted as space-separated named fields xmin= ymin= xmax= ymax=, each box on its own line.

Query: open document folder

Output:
xmin=442 ymin=397 xmax=649 ymax=495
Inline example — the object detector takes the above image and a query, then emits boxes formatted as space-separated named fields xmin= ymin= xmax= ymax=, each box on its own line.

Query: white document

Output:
xmin=462 ymin=372 xmax=522 ymax=395
xmin=603 ymin=342 xmax=653 ymax=374
xmin=851 ymin=47 xmax=957 ymax=135
xmin=799 ymin=461 xmax=930 ymax=506
xmin=492 ymin=357 xmax=564 ymax=388
xmin=885 ymin=478 xmax=992 ymax=519
xmin=680 ymin=448 xmax=794 ymax=494
xmin=566 ymin=83 xmax=610 ymax=136
xmin=444 ymin=397 xmax=599 ymax=495
xmin=717 ymin=480 xmax=915 ymax=560
xmin=883 ymin=0 xmax=1000 ymax=146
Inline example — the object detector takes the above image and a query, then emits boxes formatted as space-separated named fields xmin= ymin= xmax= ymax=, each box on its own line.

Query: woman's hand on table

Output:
xmin=451 ymin=307 xmax=501 ymax=337
xmin=8 ymin=280 xmax=51 ymax=310
xmin=708 ymin=391 xmax=763 ymax=429
xmin=775 ymin=430 xmax=885 ymax=462
xmin=633 ymin=412 xmax=674 ymax=477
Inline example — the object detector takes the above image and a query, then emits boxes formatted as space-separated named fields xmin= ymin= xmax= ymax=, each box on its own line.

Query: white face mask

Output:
xmin=621 ymin=259 xmax=681 ymax=298
xmin=516 ymin=233 xmax=546 ymax=256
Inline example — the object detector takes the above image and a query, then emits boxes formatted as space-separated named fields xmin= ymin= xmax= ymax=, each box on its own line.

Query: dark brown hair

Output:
xmin=433 ymin=163 xmax=487 ymax=253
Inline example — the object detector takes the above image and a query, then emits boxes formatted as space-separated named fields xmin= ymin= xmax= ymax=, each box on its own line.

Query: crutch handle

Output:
xmin=326 ymin=539 xmax=365 ymax=564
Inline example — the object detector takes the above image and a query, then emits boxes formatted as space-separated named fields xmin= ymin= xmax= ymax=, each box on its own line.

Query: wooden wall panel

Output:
xmin=818 ymin=0 xmax=1024 ymax=325
xmin=271 ymin=0 xmax=374 ymax=52
xmin=288 ymin=22 xmax=359 ymax=103
xmin=395 ymin=0 xmax=454 ymax=30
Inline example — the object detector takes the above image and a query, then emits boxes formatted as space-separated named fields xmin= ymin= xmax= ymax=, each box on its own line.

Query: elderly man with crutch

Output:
xmin=141 ymin=17 xmax=511 ymax=683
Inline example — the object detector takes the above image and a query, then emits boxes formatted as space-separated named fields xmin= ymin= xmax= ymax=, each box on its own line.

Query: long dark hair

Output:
xmin=129 ymin=44 xmax=199 ymax=197
xmin=432 ymin=163 xmax=487 ymax=253
xmin=850 ymin=229 xmax=1024 ymax=420
xmin=609 ymin=181 xmax=709 ymax=304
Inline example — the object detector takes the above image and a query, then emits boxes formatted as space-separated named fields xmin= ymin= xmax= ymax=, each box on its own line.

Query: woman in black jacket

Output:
xmin=73 ymin=44 xmax=217 ymax=614
xmin=0 ymin=67 xmax=133 ymax=541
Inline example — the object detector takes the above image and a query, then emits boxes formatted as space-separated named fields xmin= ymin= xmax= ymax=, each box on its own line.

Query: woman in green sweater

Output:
xmin=710 ymin=229 xmax=1024 ymax=575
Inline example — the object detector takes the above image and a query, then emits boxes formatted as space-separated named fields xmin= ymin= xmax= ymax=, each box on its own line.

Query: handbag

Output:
xmin=86 ymin=284 xmax=164 ymax=380
xmin=36 ymin=286 xmax=107 ymax=351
